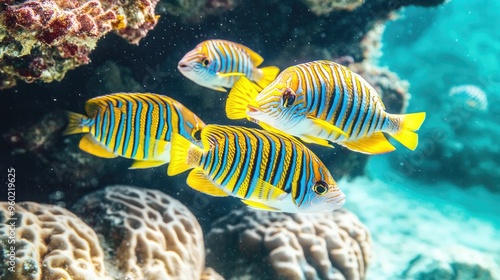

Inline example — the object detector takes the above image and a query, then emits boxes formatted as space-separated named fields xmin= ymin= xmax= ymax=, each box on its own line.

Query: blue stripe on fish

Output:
xmin=221 ymin=132 xmax=240 ymax=186
xmin=105 ymin=101 xmax=114 ymax=146
xmin=122 ymin=99 xmax=133 ymax=155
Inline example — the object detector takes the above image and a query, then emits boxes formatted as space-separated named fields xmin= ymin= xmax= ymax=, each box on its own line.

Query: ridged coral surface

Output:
xmin=0 ymin=202 xmax=107 ymax=280
xmin=205 ymin=208 xmax=371 ymax=280
xmin=72 ymin=185 xmax=208 ymax=280
xmin=0 ymin=187 xmax=224 ymax=280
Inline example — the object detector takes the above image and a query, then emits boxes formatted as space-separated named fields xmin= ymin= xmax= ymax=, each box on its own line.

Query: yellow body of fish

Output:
xmin=168 ymin=124 xmax=345 ymax=213
xmin=64 ymin=93 xmax=206 ymax=169
xmin=226 ymin=60 xmax=426 ymax=154
xmin=178 ymin=39 xmax=280 ymax=92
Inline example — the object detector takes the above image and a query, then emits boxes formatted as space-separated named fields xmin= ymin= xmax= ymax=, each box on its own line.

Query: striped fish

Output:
xmin=226 ymin=60 xmax=426 ymax=154
xmin=167 ymin=125 xmax=345 ymax=213
xmin=178 ymin=39 xmax=280 ymax=92
xmin=449 ymin=85 xmax=488 ymax=112
xmin=64 ymin=93 xmax=206 ymax=169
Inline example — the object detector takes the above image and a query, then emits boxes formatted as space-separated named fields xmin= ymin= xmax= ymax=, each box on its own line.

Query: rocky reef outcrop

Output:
xmin=0 ymin=0 xmax=159 ymax=89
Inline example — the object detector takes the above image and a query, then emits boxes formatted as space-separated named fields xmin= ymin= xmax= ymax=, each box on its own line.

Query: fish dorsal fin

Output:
xmin=187 ymin=169 xmax=229 ymax=197
xmin=341 ymin=132 xmax=395 ymax=154
xmin=230 ymin=41 xmax=264 ymax=67
xmin=248 ymin=178 xmax=287 ymax=201
xmin=241 ymin=199 xmax=280 ymax=211
xmin=79 ymin=134 xmax=117 ymax=158
xmin=307 ymin=116 xmax=348 ymax=137
xmin=84 ymin=96 xmax=111 ymax=117
xmin=255 ymin=66 xmax=280 ymax=89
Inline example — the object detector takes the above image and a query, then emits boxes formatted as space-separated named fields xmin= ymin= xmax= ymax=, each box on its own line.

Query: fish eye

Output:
xmin=193 ymin=129 xmax=202 ymax=140
xmin=313 ymin=181 xmax=329 ymax=195
xmin=202 ymin=58 xmax=210 ymax=67
xmin=282 ymin=88 xmax=296 ymax=108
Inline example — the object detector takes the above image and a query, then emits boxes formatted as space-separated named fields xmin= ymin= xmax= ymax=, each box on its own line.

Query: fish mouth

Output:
xmin=247 ymin=105 xmax=261 ymax=113
xmin=177 ymin=62 xmax=191 ymax=71
xmin=246 ymin=105 xmax=262 ymax=123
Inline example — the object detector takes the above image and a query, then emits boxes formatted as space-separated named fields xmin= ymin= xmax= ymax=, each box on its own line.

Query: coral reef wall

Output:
xmin=0 ymin=0 xmax=159 ymax=89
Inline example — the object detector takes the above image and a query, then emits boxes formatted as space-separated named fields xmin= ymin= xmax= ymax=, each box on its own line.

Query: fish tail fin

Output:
xmin=255 ymin=66 xmax=280 ymax=89
xmin=167 ymin=132 xmax=201 ymax=176
xmin=389 ymin=112 xmax=426 ymax=150
xmin=64 ymin=111 xmax=90 ymax=135
xmin=226 ymin=76 xmax=260 ymax=120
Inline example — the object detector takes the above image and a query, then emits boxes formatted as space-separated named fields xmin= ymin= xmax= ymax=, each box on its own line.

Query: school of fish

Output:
xmin=66 ymin=39 xmax=427 ymax=213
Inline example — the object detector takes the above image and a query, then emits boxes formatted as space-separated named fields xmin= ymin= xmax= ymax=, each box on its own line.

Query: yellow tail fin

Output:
xmin=64 ymin=111 xmax=90 ymax=135
xmin=167 ymin=132 xmax=201 ymax=176
xmin=389 ymin=112 xmax=426 ymax=150
xmin=255 ymin=66 xmax=280 ymax=89
xmin=226 ymin=76 xmax=260 ymax=120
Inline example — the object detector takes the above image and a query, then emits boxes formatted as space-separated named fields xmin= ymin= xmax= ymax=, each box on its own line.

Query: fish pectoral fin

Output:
xmin=209 ymin=85 xmax=227 ymax=92
xmin=258 ymin=122 xmax=289 ymax=136
xmin=187 ymin=170 xmax=229 ymax=197
xmin=302 ymin=135 xmax=335 ymax=148
xmin=307 ymin=116 xmax=348 ymax=137
xmin=78 ymin=134 xmax=117 ymax=158
xmin=129 ymin=160 xmax=167 ymax=169
xmin=341 ymin=132 xmax=395 ymax=154
xmin=241 ymin=199 xmax=280 ymax=211
xmin=217 ymin=72 xmax=245 ymax=77
xmin=248 ymin=178 xmax=288 ymax=201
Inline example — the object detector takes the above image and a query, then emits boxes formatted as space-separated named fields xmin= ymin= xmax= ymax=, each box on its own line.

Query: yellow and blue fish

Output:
xmin=178 ymin=39 xmax=280 ymax=92
xmin=167 ymin=125 xmax=345 ymax=213
xmin=226 ymin=60 xmax=426 ymax=154
xmin=64 ymin=93 xmax=206 ymax=169
xmin=449 ymin=84 xmax=488 ymax=112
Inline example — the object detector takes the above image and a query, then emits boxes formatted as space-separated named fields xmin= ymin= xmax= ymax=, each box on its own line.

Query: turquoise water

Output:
xmin=360 ymin=1 xmax=500 ymax=278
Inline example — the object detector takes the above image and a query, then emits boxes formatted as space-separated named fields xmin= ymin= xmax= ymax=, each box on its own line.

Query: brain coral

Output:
xmin=205 ymin=208 xmax=371 ymax=280
xmin=0 ymin=201 xmax=108 ymax=280
xmin=72 ymin=185 xmax=212 ymax=280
